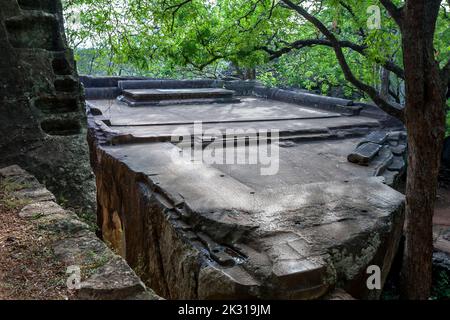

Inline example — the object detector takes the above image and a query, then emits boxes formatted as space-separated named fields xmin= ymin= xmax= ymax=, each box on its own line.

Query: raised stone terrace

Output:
xmin=84 ymin=78 xmax=407 ymax=299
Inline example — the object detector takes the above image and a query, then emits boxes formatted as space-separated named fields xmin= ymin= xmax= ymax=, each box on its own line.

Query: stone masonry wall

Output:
xmin=0 ymin=0 xmax=95 ymax=212
xmin=0 ymin=164 xmax=161 ymax=300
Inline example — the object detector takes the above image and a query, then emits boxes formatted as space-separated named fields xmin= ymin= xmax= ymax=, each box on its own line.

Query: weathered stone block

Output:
xmin=390 ymin=144 xmax=407 ymax=156
xmin=1 ymin=165 xmax=161 ymax=300
xmin=388 ymin=157 xmax=406 ymax=172
xmin=358 ymin=131 xmax=388 ymax=146
xmin=19 ymin=200 xmax=66 ymax=218
xmin=348 ymin=142 xmax=382 ymax=165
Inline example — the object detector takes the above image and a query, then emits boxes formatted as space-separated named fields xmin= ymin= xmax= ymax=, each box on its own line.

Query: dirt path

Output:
xmin=0 ymin=185 xmax=69 ymax=300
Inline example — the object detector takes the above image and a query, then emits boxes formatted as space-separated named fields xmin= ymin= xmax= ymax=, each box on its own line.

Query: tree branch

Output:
xmin=164 ymin=0 xmax=193 ymax=31
xmin=281 ymin=0 xmax=405 ymax=121
xmin=338 ymin=0 xmax=366 ymax=37
xmin=262 ymin=38 xmax=365 ymax=58
xmin=379 ymin=0 xmax=404 ymax=27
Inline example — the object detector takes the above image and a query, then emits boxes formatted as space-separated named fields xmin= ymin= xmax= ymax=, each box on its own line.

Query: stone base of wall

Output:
xmin=0 ymin=165 xmax=161 ymax=300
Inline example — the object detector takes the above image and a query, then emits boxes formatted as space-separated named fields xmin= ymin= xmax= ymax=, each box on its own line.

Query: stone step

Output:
xmin=121 ymin=88 xmax=236 ymax=104
xmin=5 ymin=12 xmax=63 ymax=50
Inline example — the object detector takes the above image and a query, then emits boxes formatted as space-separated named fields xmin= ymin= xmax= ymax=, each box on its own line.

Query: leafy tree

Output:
xmin=63 ymin=0 xmax=450 ymax=299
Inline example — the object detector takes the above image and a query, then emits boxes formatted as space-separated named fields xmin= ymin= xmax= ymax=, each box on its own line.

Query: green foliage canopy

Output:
xmin=63 ymin=0 xmax=449 ymax=99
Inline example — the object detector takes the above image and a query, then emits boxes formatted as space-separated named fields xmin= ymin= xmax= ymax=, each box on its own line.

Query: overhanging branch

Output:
xmin=281 ymin=0 xmax=405 ymax=122
xmin=261 ymin=37 xmax=405 ymax=79
xmin=379 ymin=0 xmax=404 ymax=27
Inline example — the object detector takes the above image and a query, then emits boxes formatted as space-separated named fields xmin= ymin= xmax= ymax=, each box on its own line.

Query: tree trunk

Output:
xmin=400 ymin=0 xmax=447 ymax=299
xmin=402 ymin=95 xmax=445 ymax=300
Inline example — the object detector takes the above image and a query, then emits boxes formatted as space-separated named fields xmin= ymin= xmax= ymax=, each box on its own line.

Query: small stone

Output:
xmin=388 ymin=157 xmax=406 ymax=172
xmin=372 ymin=147 xmax=394 ymax=176
xmin=381 ymin=170 xmax=397 ymax=187
xmin=390 ymin=144 xmax=407 ymax=156
xmin=387 ymin=131 xmax=407 ymax=142
xmin=210 ymin=248 xmax=235 ymax=267
xmin=14 ymin=188 xmax=55 ymax=202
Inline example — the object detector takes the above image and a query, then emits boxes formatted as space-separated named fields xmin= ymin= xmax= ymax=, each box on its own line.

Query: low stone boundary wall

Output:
xmin=223 ymin=80 xmax=256 ymax=95
xmin=0 ymin=165 xmax=161 ymax=300
xmin=80 ymin=77 xmax=403 ymax=128
xmin=84 ymin=87 xmax=121 ymax=100
xmin=253 ymin=85 xmax=355 ymax=112
xmin=117 ymin=79 xmax=225 ymax=90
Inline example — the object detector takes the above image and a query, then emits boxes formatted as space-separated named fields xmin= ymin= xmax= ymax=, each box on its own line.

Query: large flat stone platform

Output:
xmin=86 ymin=81 xmax=405 ymax=300
xmin=88 ymin=97 xmax=342 ymax=126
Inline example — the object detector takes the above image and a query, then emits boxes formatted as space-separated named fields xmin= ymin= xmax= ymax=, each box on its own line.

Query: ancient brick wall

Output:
xmin=0 ymin=0 xmax=95 ymax=212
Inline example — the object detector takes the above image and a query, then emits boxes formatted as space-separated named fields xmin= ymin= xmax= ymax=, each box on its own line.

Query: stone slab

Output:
xmin=122 ymin=88 xmax=235 ymax=101
xmin=348 ymin=142 xmax=382 ymax=165
xmin=105 ymin=116 xmax=379 ymax=145
xmin=358 ymin=131 xmax=388 ymax=146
